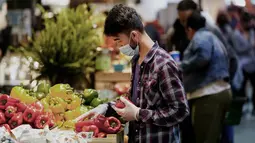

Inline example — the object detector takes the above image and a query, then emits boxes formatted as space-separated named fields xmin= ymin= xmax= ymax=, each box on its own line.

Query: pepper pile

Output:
xmin=38 ymin=84 xmax=88 ymax=129
xmin=75 ymin=114 xmax=122 ymax=138
xmin=9 ymin=83 xmax=108 ymax=130
xmin=82 ymin=89 xmax=105 ymax=107
xmin=0 ymin=94 xmax=54 ymax=130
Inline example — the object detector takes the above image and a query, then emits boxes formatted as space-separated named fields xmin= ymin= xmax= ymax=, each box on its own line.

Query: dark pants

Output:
xmin=191 ymin=89 xmax=232 ymax=143
xmin=180 ymin=101 xmax=196 ymax=143
xmin=221 ymin=125 xmax=234 ymax=143
xmin=240 ymin=70 xmax=255 ymax=111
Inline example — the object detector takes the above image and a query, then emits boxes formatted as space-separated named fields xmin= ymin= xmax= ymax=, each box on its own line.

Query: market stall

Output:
xmin=0 ymin=0 xmax=131 ymax=142
xmin=0 ymin=82 xmax=126 ymax=143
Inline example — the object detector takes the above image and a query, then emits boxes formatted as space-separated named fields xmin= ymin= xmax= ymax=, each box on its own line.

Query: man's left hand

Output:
xmin=112 ymin=97 xmax=140 ymax=121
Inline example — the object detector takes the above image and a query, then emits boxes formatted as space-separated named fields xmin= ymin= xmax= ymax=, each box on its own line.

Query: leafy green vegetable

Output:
xmin=18 ymin=4 xmax=105 ymax=89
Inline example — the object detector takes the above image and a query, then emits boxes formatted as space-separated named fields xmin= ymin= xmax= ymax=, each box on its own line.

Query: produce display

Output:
xmin=75 ymin=114 xmax=122 ymax=138
xmin=0 ymin=82 xmax=125 ymax=142
xmin=0 ymin=94 xmax=53 ymax=130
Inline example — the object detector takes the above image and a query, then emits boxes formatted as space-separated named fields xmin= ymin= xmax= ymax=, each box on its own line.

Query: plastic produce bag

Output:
xmin=0 ymin=126 xmax=17 ymax=143
xmin=75 ymin=103 xmax=109 ymax=122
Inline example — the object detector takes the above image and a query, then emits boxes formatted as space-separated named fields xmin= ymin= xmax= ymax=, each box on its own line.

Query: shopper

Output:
xmin=180 ymin=11 xmax=232 ymax=143
xmin=104 ymin=4 xmax=189 ymax=143
xmin=216 ymin=10 xmax=246 ymax=143
xmin=166 ymin=19 xmax=190 ymax=60
xmin=177 ymin=1 xmax=242 ymax=86
xmin=231 ymin=11 xmax=255 ymax=116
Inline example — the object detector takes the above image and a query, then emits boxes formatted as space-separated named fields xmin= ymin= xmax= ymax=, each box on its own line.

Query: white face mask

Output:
xmin=119 ymin=34 xmax=139 ymax=56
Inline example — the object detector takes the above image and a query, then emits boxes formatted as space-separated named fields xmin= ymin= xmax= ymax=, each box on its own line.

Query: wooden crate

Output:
xmin=89 ymin=130 xmax=124 ymax=143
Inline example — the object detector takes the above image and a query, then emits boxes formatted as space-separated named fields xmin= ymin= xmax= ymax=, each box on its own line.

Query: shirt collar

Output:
xmin=131 ymin=41 xmax=159 ymax=64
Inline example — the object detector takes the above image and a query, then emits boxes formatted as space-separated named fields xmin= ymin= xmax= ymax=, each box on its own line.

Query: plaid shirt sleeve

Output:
xmin=138 ymin=62 xmax=189 ymax=127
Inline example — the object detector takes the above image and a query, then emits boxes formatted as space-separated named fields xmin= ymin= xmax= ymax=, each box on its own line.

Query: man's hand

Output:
xmin=112 ymin=97 xmax=140 ymax=121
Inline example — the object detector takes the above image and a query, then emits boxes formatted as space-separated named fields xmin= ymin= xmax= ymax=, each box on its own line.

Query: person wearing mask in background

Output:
xmin=104 ymin=4 xmax=189 ymax=143
xmin=227 ymin=5 xmax=243 ymax=30
xmin=231 ymin=11 xmax=255 ymax=116
xmin=216 ymin=10 xmax=246 ymax=143
xmin=177 ymin=0 xmax=236 ymax=59
xmin=177 ymin=1 xmax=244 ymax=143
xmin=177 ymin=1 xmax=242 ymax=89
xmin=180 ymin=11 xmax=232 ymax=143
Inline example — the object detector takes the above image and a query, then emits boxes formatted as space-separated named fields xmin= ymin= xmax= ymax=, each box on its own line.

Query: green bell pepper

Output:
xmin=37 ymin=82 xmax=50 ymax=94
xmin=35 ymin=92 xmax=46 ymax=100
xmin=83 ymin=89 xmax=98 ymax=105
xmin=90 ymin=98 xmax=103 ymax=107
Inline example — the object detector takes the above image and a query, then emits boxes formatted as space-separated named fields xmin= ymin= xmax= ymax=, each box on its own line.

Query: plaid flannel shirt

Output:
xmin=129 ymin=43 xmax=189 ymax=143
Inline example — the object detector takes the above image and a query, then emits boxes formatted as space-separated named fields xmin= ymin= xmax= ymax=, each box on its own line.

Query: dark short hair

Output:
xmin=240 ymin=11 xmax=252 ymax=23
xmin=216 ymin=11 xmax=230 ymax=27
xmin=104 ymin=4 xmax=144 ymax=36
xmin=177 ymin=0 xmax=198 ymax=11
xmin=187 ymin=11 xmax=206 ymax=31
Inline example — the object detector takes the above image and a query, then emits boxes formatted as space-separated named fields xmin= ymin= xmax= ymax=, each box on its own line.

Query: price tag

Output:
xmin=77 ymin=132 xmax=93 ymax=142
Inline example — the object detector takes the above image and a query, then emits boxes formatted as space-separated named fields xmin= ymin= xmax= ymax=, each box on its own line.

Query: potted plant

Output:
xmin=18 ymin=4 xmax=105 ymax=89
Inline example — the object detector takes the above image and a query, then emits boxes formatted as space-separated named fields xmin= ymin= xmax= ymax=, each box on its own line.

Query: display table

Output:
xmin=95 ymin=71 xmax=131 ymax=90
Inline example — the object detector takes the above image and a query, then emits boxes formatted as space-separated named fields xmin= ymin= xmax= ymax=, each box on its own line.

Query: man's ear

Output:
xmin=130 ymin=31 xmax=139 ymax=42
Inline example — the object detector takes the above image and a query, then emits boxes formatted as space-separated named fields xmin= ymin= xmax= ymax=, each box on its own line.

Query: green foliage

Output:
xmin=19 ymin=4 xmax=105 ymax=88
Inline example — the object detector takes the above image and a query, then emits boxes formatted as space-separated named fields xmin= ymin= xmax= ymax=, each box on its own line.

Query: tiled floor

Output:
xmin=235 ymin=116 xmax=255 ymax=143
xmin=235 ymin=84 xmax=254 ymax=143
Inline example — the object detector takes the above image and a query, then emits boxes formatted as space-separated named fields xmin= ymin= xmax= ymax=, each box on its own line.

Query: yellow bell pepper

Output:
xmin=10 ymin=86 xmax=37 ymax=104
xmin=55 ymin=113 xmax=65 ymax=122
xmin=49 ymin=84 xmax=73 ymax=100
xmin=65 ymin=94 xmax=81 ymax=110
xmin=64 ymin=110 xmax=77 ymax=120
xmin=49 ymin=97 xmax=67 ymax=114
xmin=61 ymin=120 xmax=75 ymax=130
xmin=56 ymin=121 xmax=64 ymax=128
xmin=41 ymin=96 xmax=50 ymax=111
xmin=75 ymin=106 xmax=88 ymax=116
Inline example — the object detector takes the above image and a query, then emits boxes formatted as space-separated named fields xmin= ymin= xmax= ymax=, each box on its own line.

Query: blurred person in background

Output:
xmin=180 ymin=11 xmax=231 ymax=143
xmin=166 ymin=19 xmax=189 ymax=60
xmin=216 ymin=10 xmax=246 ymax=143
xmin=227 ymin=5 xmax=243 ymax=29
xmin=177 ymin=1 xmax=241 ymax=85
xmin=0 ymin=0 xmax=11 ymax=61
xmin=231 ymin=11 xmax=255 ymax=116
xmin=177 ymin=0 xmax=230 ymax=49
xmin=177 ymin=1 xmax=242 ymax=143
xmin=144 ymin=21 xmax=161 ymax=45
xmin=145 ymin=20 xmax=165 ymax=49
xmin=104 ymin=4 xmax=189 ymax=143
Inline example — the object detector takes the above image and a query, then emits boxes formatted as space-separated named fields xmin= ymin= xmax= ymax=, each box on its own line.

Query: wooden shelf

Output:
xmin=95 ymin=71 xmax=131 ymax=90
xmin=95 ymin=71 xmax=131 ymax=82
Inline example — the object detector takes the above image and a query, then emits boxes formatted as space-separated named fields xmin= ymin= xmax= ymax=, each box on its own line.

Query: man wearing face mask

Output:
xmin=104 ymin=4 xmax=189 ymax=143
